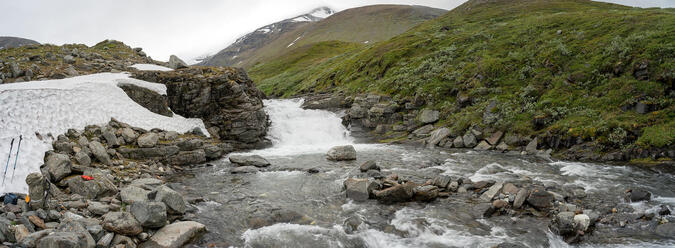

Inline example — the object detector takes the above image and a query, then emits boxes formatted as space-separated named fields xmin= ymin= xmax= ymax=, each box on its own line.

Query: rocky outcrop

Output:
xmin=132 ymin=67 xmax=270 ymax=149
xmin=118 ymin=83 xmax=173 ymax=117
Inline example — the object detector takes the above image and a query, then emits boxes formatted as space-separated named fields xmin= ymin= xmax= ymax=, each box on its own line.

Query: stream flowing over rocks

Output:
xmin=163 ymin=99 xmax=674 ymax=248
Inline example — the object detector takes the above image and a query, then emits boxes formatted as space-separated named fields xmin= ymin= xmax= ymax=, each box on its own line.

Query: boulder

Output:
xmin=167 ymin=150 xmax=206 ymax=166
xmin=120 ymin=128 xmax=138 ymax=143
xmin=359 ymin=160 xmax=379 ymax=172
xmin=36 ymin=232 xmax=88 ymax=248
xmin=343 ymin=178 xmax=373 ymax=202
xmin=177 ymin=139 xmax=204 ymax=151
xmin=326 ymin=145 xmax=357 ymax=161
xmin=486 ymin=131 xmax=504 ymax=145
xmin=118 ymin=83 xmax=173 ymax=117
xmin=462 ymin=132 xmax=477 ymax=148
xmin=167 ymin=55 xmax=188 ymax=69
xmin=655 ymin=222 xmax=675 ymax=238
xmin=527 ymin=188 xmax=554 ymax=209
xmin=26 ymin=172 xmax=47 ymax=210
xmin=74 ymin=151 xmax=91 ymax=166
xmin=228 ymin=154 xmax=270 ymax=167
xmin=418 ymin=109 xmax=440 ymax=124
xmin=495 ymin=141 xmax=509 ymax=152
xmin=432 ymin=175 xmax=452 ymax=189
xmin=137 ymin=133 xmax=159 ymax=148
xmin=139 ymin=221 xmax=206 ymax=248
xmin=102 ymin=212 xmax=143 ymax=236
xmin=18 ymin=230 xmax=51 ymax=248
xmin=45 ymin=153 xmax=72 ymax=182
xmin=102 ymin=128 xmax=119 ymax=147
xmin=427 ymin=128 xmax=451 ymax=147
xmin=120 ymin=186 xmax=150 ymax=204
xmin=551 ymin=211 xmax=576 ymax=235
xmin=525 ymin=137 xmax=538 ymax=154
xmin=203 ymin=145 xmax=223 ymax=159
xmin=625 ymin=189 xmax=651 ymax=202
xmin=56 ymin=218 xmax=96 ymax=248
xmin=130 ymin=178 xmax=164 ymax=190
xmin=492 ymin=200 xmax=509 ymax=209
xmin=412 ymin=125 xmax=434 ymax=137
xmin=97 ymin=233 xmax=114 ymax=248
xmin=474 ymin=140 xmax=492 ymax=151
xmin=574 ymin=214 xmax=590 ymax=231
xmin=502 ymin=183 xmax=519 ymax=195
xmin=413 ymin=185 xmax=439 ymax=202
xmin=155 ymin=185 xmax=186 ymax=214
xmin=374 ymin=182 xmax=415 ymax=203
xmin=480 ymin=182 xmax=504 ymax=202
xmin=67 ymin=173 xmax=118 ymax=200
xmin=513 ymin=188 xmax=528 ymax=208
xmin=131 ymin=201 xmax=168 ymax=228
xmin=87 ymin=201 xmax=110 ymax=216
xmin=453 ymin=136 xmax=464 ymax=148
xmin=88 ymin=141 xmax=112 ymax=166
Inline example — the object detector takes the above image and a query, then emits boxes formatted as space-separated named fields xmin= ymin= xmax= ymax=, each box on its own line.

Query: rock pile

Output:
xmin=0 ymin=119 xmax=222 ymax=247
xmin=341 ymin=161 xmax=674 ymax=244
xmin=132 ymin=67 xmax=270 ymax=149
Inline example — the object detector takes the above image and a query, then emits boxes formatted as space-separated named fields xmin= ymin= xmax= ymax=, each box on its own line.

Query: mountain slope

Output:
xmin=0 ymin=36 xmax=39 ymax=49
xmin=251 ymin=0 xmax=674 ymax=159
xmin=200 ymin=7 xmax=335 ymax=67
xmin=201 ymin=5 xmax=446 ymax=68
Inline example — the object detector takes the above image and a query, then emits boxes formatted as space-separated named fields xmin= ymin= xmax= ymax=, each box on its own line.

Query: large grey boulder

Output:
xmin=26 ymin=173 xmax=47 ymax=210
xmin=131 ymin=201 xmax=168 ymax=228
xmin=177 ymin=139 xmax=203 ymax=151
xmin=18 ymin=230 xmax=51 ymax=248
xmin=137 ymin=133 xmax=159 ymax=148
xmin=513 ymin=188 xmax=529 ymax=208
xmin=427 ymin=128 xmax=451 ymax=147
xmin=139 ymin=221 xmax=206 ymax=248
xmin=74 ymin=151 xmax=91 ymax=166
xmin=343 ymin=178 xmax=376 ymax=202
xmin=120 ymin=127 xmax=138 ymax=143
xmin=87 ymin=201 xmax=110 ymax=216
xmin=57 ymin=218 xmax=96 ymax=248
xmin=155 ymin=185 xmax=186 ymax=214
xmin=45 ymin=153 xmax=72 ymax=181
xmin=326 ymin=145 xmax=357 ymax=161
xmin=418 ymin=109 xmax=440 ymax=124
xmin=453 ymin=136 xmax=464 ymax=148
xmin=525 ymin=137 xmax=538 ymax=154
xmin=167 ymin=55 xmax=188 ymax=69
xmin=88 ymin=141 xmax=112 ymax=166
xmin=462 ymin=132 xmax=477 ymax=148
xmin=67 ymin=173 xmax=118 ymax=200
xmin=102 ymin=212 xmax=143 ymax=236
xmin=102 ymin=128 xmax=119 ymax=147
xmin=373 ymin=182 xmax=415 ymax=204
xmin=167 ymin=150 xmax=207 ymax=166
xmin=480 ymin=182 xmax=503 ymax=201
xmin=228 ymin=154 xmax=270 ymax=167
xmin=527 ymin=188 xmax=554 ymax=209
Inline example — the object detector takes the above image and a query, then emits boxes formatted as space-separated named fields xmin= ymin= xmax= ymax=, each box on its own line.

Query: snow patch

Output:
xmin=310 ymin=8 xmax=334 ymax=19
xmin=292 ymin=16 xmax=311 ymax=22
xmin=0 ymin=73 xmax=207 ymax=194
xmin=287 ymin=36 xmax=303 ymax=48
xmin=129 ymin=64 xmax=173 ymax=71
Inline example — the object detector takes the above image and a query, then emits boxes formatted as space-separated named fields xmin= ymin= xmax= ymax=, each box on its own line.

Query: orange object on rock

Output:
xmin=81 ymin=175 xmax=94 ymax=181
xmin=25 ymin=195 xmax=30 ymax=203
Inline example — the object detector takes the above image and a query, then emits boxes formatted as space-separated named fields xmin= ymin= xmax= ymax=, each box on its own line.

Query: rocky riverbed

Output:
xmin=164 ymin=99 xmax=674 ymax=247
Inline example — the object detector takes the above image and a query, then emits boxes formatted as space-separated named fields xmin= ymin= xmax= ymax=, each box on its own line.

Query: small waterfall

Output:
xmin=254 ymin=99 xmax=353 ymax=156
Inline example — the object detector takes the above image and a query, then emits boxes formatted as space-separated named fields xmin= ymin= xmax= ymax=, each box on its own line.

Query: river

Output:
xmin=170 ymin=99 xmax=675 ymax=248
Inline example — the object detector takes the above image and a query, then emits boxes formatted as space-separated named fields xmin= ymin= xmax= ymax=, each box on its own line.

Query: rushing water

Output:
xmin=172 ymin=99 xmax=675 ymax=248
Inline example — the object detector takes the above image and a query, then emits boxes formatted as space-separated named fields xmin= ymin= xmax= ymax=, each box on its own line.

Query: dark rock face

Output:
xmin=132 ymin=67 xmax=269 ymax=149
xmin=118 ymin=83 xmax=173 ymax=117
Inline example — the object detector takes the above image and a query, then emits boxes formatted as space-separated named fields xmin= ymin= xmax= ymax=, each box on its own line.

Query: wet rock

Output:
xmin=45 ymin=153 xmax=72 ymax=181
xmin=117 ymin=146 xmax=179 ymax=160
xmin=137 ymin=133 xmax=159 ymax=148
xmin=418 ymin=109 xmax=439 ymax=124
xmin=658 ymin=205 xmax=671 ymax=216
xmin=131 ymin=201 xmax=167 ymax=228
xmin=229 ymin=154 xmax=270 ymax=167
xmin=551 ymin=211 xmax=576 ymax=236
xmin=502 ymin=183 xmax=519 ymax=195
xmin=326 ymin=145 xmax=357 ymax=161
xmin=102 ymin=212 xmax=143 ymax=236
xmin=343 ymin=178 xmax=374 ymax=202
xmin=155 ymin=185 xmax=186 ymax=214
xmin=480 ymin=182 xmax=503 ymax=201
xmin=462 ymin=132 xmax=477 ymax=148
xmin=474 ymin=140 xmax=492 ymax=151
xmin=448 ymin=181 xmax=459 ymax=192
xmin=413 ymin=185 xmax=439 ymax=202
xmin=473 ymin=180 xmax=494 ymax=190
xmin=203 ymin=145 xmax=223 ymax=159
xmin=432 ymin=175 xmax=451 ymax=188
xmin=231 ymin=166 xmax=259 ymax=174
xmin=343 ymin=216 xmax=364 ymax=234
xmin=427 ymin=128 xmax=451 ymax=147
xmin=496 ymin=242 xmax=527 ymax=248
xmin=359 ymin=160 xmax=379 ymax=172
xmin=89 ymin=141 xmax=112 ymax=166
xmin=374 ymin=182 xmax=415 ymax=203
xmin=574 ymin=214 xmax=590 ymax=231
xmin=655 ymin=222 xmax=675 ymax=238
xmin=625 ymin=189 xmax=651 ymax=202
xmin=527 ymin=188 xmax=554 ymax=209
xmin=492 ymin=200 xmax=509 ymax=209
xmin=139 ymin=221 xmax=206 ymax=248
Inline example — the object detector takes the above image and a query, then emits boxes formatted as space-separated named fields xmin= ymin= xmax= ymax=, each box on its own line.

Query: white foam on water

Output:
xmin=0 ymin=73 xmax=206 ymax=194
xmin=241 ymin=223 xmax=346 ymax=248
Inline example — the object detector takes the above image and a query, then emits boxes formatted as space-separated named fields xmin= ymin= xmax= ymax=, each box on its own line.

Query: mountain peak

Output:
xmin=289 ymin=6 xmax=335 ymax=22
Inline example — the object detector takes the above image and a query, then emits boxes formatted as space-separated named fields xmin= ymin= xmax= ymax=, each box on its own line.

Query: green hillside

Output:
xmin=250 ymin=0 xmax=674 ymax=152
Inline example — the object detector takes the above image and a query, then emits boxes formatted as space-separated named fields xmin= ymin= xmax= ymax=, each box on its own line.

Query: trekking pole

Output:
xmin=2 ymin=138 xmax=15 ymax=186
xmin=11 ymin=135 xmax=22 ymax=183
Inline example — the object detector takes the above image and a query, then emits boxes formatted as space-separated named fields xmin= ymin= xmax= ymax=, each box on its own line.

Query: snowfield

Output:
xmin=129 ymin=63 xmax=173 ymax=71
xmin=0 ymin=73 xmax=207 ymax=194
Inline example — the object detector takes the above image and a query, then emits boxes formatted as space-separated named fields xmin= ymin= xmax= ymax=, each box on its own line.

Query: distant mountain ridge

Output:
xmin=0 ymin=36 xmax=39 ymax=49
xmin=200 ymin=5 xmax=446 ymax=68
xmin=199 ymin=7 xmax=335 ymax=66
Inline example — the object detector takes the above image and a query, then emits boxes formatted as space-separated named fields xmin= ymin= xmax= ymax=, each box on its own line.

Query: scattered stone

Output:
xmin=36 ymin=232 xmax=86 ymax=248
xmin=453 ymin=136 xmax=464 ymax=148
xmin=574 ymin=214 xmax=590 ymax=231
xmin=97 ymin=233 xmax=114 ymax=248
xmin=326 ymin=145 xmax=357 ymax=161
xmin=167 ymin=55 xmax=188 ymax=69
xmin=374 ymin=182 xmax=415 ymax=203
xmin=432 ymin=175 xmax=451 ymax=188
xmin=45 ymin=153 xmax=72 ymax=181
xmin=474 ymin=140 xmax=492 ymax=150
xmin=120 ymin=186 xmax=150 ymax=204
xmin=492 ymin=200 xmax=509 ymax=209
xmin=427 ymin=128 xmax=451 ymax=147
xmin=89 ymin=141 xmax=112 ymax=165
xmin=229 ymin=154 xmax=270 ymax=167
xmin=130 ymin=201 xmax=168 ymax=228
xmin=413 ymin=185 xmax=439 ymax=202
xmin=463 ymin=132 xmax=477 ymax=148
xmin=155 ymin=185 xmax=186 ymax=214
xmin=87 ymin=201 xmax=110 ymax=216
xmin=343 ymin=178 xmax=374 ymax=202
xmin=418 ymin=109 xmax=440 ymax=124
xmin=486 ymin=131 xmax=504 ymax=145
xmin=502 ymin=183 xmax=519 ymax=195
xmin=74 ymin=151 xmax=91 ymax=166
xmin=527 ymin=188 xmax=554 ymax=209
xmin=480 ymin=182 xmax=503 ymax=201
xmin=525 ymin=137 xmax=538 ymax=154
xmin=359 ymin=160 xmax=379 ymax=172
xmin=625 ymin=189 xmax=651 ymax=202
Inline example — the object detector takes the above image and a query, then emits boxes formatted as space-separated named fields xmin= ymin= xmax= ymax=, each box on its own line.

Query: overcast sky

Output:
xmin=1 ymin=0 xmax=672 ymax=63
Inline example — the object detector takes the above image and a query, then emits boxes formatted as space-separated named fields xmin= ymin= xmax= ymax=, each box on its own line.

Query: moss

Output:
xmin=636 ymin=120 xmax=675 ymax=148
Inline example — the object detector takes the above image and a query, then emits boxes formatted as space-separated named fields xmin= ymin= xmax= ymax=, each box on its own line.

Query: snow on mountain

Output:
xmin=0 ymin=73 xmax=207 ymax=194
xmin=130 ymin=64 xmax=173 ymax=71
